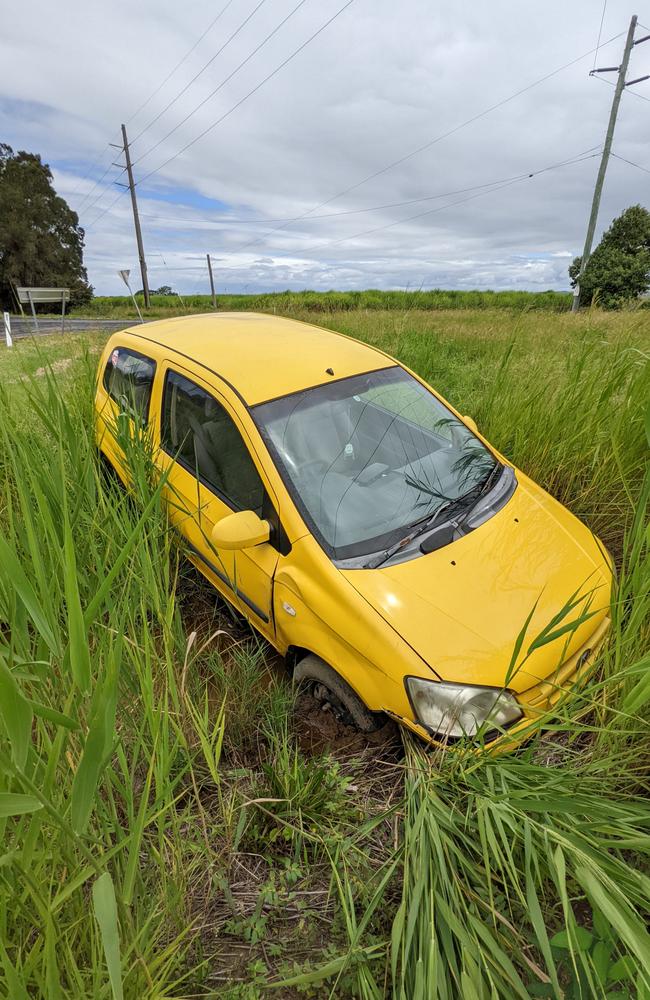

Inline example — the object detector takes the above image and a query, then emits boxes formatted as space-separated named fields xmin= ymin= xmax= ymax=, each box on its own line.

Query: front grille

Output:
xmin=519 ymin=616 xmax=611 ymax=714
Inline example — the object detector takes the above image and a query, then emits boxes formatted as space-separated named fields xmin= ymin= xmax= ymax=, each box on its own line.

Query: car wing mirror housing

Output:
xmin=211 ymin=510 xmax=270 ymax=550
xmin=463 ymin=415 xmax=478 ymax=434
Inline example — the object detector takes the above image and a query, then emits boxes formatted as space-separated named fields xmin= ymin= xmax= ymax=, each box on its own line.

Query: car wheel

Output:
xmin=294 ymin=655 xmax=383 ymax=733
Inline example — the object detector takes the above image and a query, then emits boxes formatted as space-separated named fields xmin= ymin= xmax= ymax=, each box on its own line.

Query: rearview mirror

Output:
xmin=211 ymin=510 xmax=270 ymax=551
xmin=463 ymin=415 xmax=478 ymax=434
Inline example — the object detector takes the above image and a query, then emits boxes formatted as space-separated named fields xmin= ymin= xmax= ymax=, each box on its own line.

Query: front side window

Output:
xmin=103 ymin=346 xmax=156 ymax=421
xmin=161 ymin=369 xmax=264 ymax=514
xmin=254 ymin=366 xmax=498 ymax=560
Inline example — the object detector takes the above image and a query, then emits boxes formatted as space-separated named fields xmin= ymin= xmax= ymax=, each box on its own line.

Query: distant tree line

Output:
xmin=1 ymin=142 xmax=649 ymax=314
xmin=134 ymin=285 xmax=176 ymax=296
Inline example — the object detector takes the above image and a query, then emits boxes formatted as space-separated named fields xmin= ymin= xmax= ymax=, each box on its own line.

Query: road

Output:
xmin=7 ymin=317 xmax=146 ymax=339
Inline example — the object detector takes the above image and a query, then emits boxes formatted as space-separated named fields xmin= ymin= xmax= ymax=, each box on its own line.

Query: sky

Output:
xmin=1 ymin=0 xmax=649 ymax=295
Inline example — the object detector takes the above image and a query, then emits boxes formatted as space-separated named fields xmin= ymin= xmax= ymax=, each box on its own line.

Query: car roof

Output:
xmin=124 ymin=312 xmax=395 ymax=405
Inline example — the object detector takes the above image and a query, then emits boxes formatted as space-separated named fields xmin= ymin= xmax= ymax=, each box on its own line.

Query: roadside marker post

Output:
xmin=3 ymin=312 xmax=12 ymax=348
xmin=118 ymin=269 xmax=144 ymax=324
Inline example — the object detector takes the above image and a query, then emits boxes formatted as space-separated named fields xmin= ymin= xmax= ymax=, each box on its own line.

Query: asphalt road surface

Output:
xmin=7 ymin=317 xmax=146 ymax=339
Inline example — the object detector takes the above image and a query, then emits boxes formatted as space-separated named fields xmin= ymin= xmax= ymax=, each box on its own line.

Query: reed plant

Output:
xmin=0 ymin=308 xmax=647 ymax=997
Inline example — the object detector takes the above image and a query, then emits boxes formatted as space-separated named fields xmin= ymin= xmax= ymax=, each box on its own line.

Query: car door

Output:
xmin=156 ymin=363 xmax=280 ymax=640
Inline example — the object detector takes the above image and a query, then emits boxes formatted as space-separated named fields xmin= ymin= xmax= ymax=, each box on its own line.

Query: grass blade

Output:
xmin=92 ymin=871 xmax=123 ymax=1000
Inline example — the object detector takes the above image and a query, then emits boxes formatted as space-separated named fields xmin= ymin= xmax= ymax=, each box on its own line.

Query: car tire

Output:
xmin=294 ymin=655 xmax=383 ymax=733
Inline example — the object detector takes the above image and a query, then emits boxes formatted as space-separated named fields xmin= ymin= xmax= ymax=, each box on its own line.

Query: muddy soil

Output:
xmin=294 ymin=690 xmax=401 ymax=757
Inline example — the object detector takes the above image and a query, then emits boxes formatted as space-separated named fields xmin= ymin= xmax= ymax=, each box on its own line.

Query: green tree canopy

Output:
xmin=0 ymin=144 xmax=92 ymax=310
xmin=569 ymin=204 xmax=650 ymax=309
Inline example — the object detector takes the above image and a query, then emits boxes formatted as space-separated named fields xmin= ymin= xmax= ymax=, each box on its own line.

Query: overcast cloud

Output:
xmin=1 ymin=0 xmax=649 ymax=294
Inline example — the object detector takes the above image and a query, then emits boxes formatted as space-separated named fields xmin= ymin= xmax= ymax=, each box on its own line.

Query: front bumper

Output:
xmin=392 ymin=615 xmax=612 ymax=752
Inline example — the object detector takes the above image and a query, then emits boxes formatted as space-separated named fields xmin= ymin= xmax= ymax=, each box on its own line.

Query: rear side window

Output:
xmin=103 ymin=347 xmax=156 ymax=421
xmin=161 ymin=369 xmax=264 ymax=514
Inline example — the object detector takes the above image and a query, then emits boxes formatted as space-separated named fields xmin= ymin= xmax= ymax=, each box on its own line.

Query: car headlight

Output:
xmin=405 ymin=677 xmax=523 ymax=740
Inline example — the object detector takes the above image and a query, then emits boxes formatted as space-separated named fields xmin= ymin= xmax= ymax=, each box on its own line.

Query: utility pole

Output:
xmin=206 ymin=253 xmax=217 ymax=309
xmin=572 ymin=15 xmax=646 ymax=311
xmin=120 ymin=124 xmax=151 ymax=309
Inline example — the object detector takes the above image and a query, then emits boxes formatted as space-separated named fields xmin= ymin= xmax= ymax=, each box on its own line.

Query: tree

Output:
xmin=134 ymin=285 xmax=175 ymax=296
xmin=569 ymin=205 xmax=650 ymax=309
xmin=0 ymin=144 xmax=93 ymax=310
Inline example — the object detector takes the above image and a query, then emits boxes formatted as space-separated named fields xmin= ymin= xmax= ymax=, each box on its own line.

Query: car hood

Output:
xmin=341 ymin=474 xmax=612 ymax=694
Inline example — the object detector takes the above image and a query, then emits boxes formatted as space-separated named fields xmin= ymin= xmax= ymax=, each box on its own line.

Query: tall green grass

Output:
xmin=0 ymin=311 xmax=647 ymax=997
xmin=72 ymin=288 xmax=578 ymax=319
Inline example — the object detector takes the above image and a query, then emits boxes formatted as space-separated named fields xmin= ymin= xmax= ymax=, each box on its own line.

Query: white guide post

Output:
xmin=3 ymin=312 xmax=12 ymax=348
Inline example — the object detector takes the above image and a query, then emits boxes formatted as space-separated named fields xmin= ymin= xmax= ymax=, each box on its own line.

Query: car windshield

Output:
xmin=254 ymin=366 xmax=497 ymax=561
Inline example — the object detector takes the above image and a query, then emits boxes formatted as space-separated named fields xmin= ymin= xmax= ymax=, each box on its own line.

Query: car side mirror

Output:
xmin=211 ymin=510 xmax=270 ymax=551
xmin=463 ymin=415 xmax=478 ymax=434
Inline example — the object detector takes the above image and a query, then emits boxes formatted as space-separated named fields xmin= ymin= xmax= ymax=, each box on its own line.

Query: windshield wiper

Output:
xmin=364 ymin=464 xmax=504 ymax=570
xmin=364 ymin=500 xmax=456 ymax=569
xmin=477 ymin=460 xmax=502 ymax=499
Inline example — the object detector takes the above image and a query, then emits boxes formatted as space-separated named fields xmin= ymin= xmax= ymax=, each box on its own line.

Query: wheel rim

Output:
xmin=310 ymin=682 xmax=354 ymax=725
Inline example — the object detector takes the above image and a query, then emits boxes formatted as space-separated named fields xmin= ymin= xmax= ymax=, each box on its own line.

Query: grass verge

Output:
xmin=0 ymin=308 xmax=647 ymax=998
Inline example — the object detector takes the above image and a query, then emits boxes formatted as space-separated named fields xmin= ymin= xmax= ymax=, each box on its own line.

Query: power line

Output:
xmin=130 ymin=153 xmax=598 ymax=233
xmin=237 ymin=29 xmax=627 ymax=254
xmin=69 ymin=142 xmax=115 ymax=203
xmin=77 ymin=165 xmax=127 ymax=217
xmin=85 ymin=146 xmax=600 ymax=239
xmin=611 ymin=151 xmax=650 ymax=174
xmin=136 ymin=0 xmax=356 ymax=186
xmin=593 ymin=0 xmax=608 ymax=71
xmin=125 ymin=0 xmax=236 ymax=128
xmin=75 ymin=2 xmax=237 ymax=213
xmin=592 ymin=68 xmax=650 ymax=101
xmin=85 ymin=2 xmax=344 ymax=227
xmin=132 ymin=0 xmax=312 ymax=167
xmin=625 ymin=83 xmax=650 ymax=102
xmin=130 ymin=0 xmax=270 ymax=146
xmin=262 ymin=148 xmax=602 ymax=262
xmin=85 ymin=189 xmax=128 ymax=230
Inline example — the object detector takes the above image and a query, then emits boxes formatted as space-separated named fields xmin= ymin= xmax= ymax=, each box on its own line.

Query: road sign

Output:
xmin=16 ymin=287 xmax=69 ymax=333
xmin=117 ymin=269 xmax=143 ymax=323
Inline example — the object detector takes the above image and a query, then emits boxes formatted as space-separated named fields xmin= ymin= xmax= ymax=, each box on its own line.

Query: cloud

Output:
xmin=1 ymin=0 xmax=648 ymax=294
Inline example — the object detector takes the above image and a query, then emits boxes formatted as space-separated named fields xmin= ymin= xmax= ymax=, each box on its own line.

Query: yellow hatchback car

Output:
xmin=95 ymin=313 xmax=612 ymax=748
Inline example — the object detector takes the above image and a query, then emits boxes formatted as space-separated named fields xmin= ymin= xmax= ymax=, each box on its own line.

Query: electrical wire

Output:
xmin=85 ymin=189 xmax=128 ymax=230
xmin=262 ymin=148 xmax=602 ymax=262
xmin=236 ymin=29 xmax=627 ymax=254
xmin=75 ymin=1 xmax=237 ymax=211
xmin=132 ymin=0 xmax=312 ymax=167
xmin=611 ymin=151 xmax=650 ymax=174
xmin=132 ymin=154 xmax=600 ymax=232
xmin=593 ymin=0 xmax=608 ymax=72
xmin=77 ymin=165 xmax=128 ymax=218
xmin=626 ymin=87 xmax=650 ymax=103
xmin=85 ymin=144 xmax=600 ymax=236
xmin=591 ymin=70 xmax=650 ymax=102
xmin=136 ymin=0 xmax=356 ymax=186
xmin=130 ymin=0 xmax=270 ymax=146
xmin=68 ymin=142 xmax=115 ymax=202
xmin=76 ymin=162 xmax=122 ymax=211
xmin=125 ymin=0 xmax=236 ymax=128
xmin=85 ymin=0 xmax=337 ymax=227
